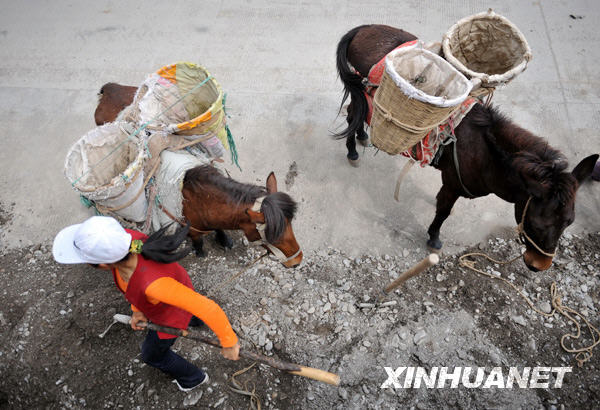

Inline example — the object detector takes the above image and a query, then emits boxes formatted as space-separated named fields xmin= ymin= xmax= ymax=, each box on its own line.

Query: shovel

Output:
xmin=113 ymin=314 xmax=340 ymax=386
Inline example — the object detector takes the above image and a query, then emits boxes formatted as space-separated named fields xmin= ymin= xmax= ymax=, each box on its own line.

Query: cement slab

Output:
xmin=0 ymin=0 xmax=598 ymax=257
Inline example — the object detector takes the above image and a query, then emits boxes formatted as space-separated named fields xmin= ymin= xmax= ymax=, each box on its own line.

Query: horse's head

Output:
xmin=244 ymin=172 xmax=302 ymax=268
xmin=515 ymin=154 xmax=598 ymax=271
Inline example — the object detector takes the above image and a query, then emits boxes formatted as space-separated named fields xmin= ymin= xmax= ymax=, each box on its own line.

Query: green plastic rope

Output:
xmin=79 ymin=195 xmax=102 ymax=216
xmin=222 ymin=93 xmax=241 ymax=171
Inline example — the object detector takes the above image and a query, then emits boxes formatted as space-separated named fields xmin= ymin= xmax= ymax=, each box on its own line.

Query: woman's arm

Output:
xmin=145 ymin=277 xmax=239 ymax=348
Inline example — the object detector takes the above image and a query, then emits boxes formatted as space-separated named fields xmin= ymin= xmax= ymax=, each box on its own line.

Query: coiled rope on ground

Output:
xmin=459 ymin=251 xmax=600 ymax=367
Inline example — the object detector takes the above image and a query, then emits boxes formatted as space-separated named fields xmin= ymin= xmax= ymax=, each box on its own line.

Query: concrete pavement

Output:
xmin=0 ymin=0 xmax=598 ymax=256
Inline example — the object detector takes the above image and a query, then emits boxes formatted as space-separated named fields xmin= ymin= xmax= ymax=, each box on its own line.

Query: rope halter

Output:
xmin=517 ymin=196 xmax=557 ymax=258
xmin=248 ymin=196 xmax=302 ymax=264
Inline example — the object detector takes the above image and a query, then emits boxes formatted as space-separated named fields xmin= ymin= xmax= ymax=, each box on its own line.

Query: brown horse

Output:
xmin=336 ymin=24 xmax=599 ymax=271
xmin=94 ymin=85 xmax=302 ymax=268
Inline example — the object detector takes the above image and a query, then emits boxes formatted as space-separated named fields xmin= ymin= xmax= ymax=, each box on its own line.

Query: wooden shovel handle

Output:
xmin=290 ymin=366 xmax=341 ymax=386
xmin=384 ymin=253 xmax=439 ymax=293
xmin=112 ymin=314 xmax=341 ymax=386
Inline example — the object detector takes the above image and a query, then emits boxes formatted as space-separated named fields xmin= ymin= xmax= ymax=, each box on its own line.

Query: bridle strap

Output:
xmin=249 ymin=196 xmax=301 ymax=263
xmin=517 ymin=196 xmax=557 ymax=258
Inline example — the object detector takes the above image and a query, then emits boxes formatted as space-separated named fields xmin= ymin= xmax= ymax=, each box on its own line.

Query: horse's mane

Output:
xmin=183 ymin=165 xmax=297 ymax=242
xmin=470 ymin=104 xmax=576 ymax=204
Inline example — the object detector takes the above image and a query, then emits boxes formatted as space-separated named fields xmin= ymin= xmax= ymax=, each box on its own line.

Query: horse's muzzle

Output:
xmin=283 ymin=251 xmax=303 ymax=268
xmin=523 ymin=250 xmax=553 ymax=271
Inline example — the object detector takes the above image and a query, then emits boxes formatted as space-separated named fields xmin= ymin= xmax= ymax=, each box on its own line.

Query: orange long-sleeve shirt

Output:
xmin=115 ymin=271 xmax=238 ymax=348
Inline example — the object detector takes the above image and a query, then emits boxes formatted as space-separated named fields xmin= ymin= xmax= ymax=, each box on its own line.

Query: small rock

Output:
xmin=540 ymin=301 xmax=552 ymax=314
xmin=183 ymin=390 xmax=203 ymax=407
xmin=343 ymin=259 xmax=351 ymax=268
xmin=581 ymin=284 xmax=588 ymax=293
xmin=338 ymin=387 xmax=348 ymax=400
xmin=413 ymin=330 xmax=427 ymax=345
xmin=323 ymin=303 xmax=331 ymax=313
xmin=512 ymin=315 xmax=527 ymax=326
xmin=436 ymin=273 xmax=446 ymax=282
xmin=213 ymin=397 xmax=225 ymax=407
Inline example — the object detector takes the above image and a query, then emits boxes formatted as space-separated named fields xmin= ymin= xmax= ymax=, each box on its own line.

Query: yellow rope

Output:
xmin=227 ymin=362 xmax=262 ymax=410
xmin=459 ymin=251 xmax=600 ymax=367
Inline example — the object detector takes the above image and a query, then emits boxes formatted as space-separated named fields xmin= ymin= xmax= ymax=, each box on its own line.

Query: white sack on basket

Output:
xmin=384 ymin=45 xmax=472 ymax=108
xmin=151 ymin=149 xmax=212 ymax=232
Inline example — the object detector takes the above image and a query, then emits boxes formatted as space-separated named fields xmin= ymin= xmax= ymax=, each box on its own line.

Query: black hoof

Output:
xmin=348 ymin=157 xmax=360 ymax=167
xmin=357 ymin=136 xmax=370 ymax=147
xmin=215 ymin=231 xmax=233 ymax=249
xmin=426 ymin=238 xmax=443 ymax=252
xmin=347 ymin=151 xmax=359 ymax=161
xmin=193 ymin=247 xmax=206 ymax=258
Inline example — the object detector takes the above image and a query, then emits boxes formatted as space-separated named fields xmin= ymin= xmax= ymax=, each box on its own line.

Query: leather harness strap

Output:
xmin=248 ymin=196 xmax=302 ymax=264
xmin=158 ymin=203 xmax=212 ymax=235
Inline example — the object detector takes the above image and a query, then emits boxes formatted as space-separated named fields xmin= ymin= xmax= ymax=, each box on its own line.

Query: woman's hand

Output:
xmin=221 ymin=342 xmax=240 ymax=360
xmin=130 ymin=311 xmax=148 ymax=331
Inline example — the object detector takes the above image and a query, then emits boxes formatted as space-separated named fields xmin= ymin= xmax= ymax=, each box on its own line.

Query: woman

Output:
xmin=52 ymin=216 xmax=240 ymax=392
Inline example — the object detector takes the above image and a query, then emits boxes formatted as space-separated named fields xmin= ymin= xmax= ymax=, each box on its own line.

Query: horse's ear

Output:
xmin=571 ymin=154 xmax=599 ymax=185
xmin=513 ymin=152 xmax=552 ymax=198
xmin=266 ymin=172 xmax=278 ymax=194
xmin=245 ymin=208 xmax=265 ymax=224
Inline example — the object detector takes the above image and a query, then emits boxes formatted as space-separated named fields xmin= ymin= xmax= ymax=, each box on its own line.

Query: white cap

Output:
xmin=52 ymin=216 xmax=132 ymax=264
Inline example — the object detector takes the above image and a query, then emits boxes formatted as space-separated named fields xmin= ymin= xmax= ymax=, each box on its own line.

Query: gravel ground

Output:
xmin=0 ymin=205 xmax=599 ymax=409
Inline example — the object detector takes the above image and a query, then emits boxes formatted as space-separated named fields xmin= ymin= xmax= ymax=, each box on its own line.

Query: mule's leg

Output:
xmin=215 ymin=229 xmax=233 ymax=249
xmin=356 ymin=126 xmax=369 ymax=146
xmin=345 ymin=101 xmax=360 ymax=166
xmin=426 ymin=185 xmax=460 ymax=251
xmin=190 ymin=235 xmax=206 ymax=258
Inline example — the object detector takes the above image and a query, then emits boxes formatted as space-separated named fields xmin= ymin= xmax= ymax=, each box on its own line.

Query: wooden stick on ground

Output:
xmin=113 ymin=314 xmax=340 ymax=386
xmin=384 ymin=253 xmax=440 ymax=293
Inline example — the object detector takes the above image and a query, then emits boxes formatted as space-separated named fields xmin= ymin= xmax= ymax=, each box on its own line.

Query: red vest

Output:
xmin=112 ymin=230 xmax=193 ymax=338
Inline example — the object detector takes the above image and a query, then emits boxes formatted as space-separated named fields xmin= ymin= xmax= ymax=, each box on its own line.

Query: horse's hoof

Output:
xmin=194 ymin=248 xmax=206 ymax=258
xmin=357 ymin=137 xmax=370 ymax=147
xmin=347 ymin=157 xmax=360 ymax=167
xmin=426 ymin=239 xmax=443 ymax=253
xmin=215 ymin=232 xmax=234 ymax=249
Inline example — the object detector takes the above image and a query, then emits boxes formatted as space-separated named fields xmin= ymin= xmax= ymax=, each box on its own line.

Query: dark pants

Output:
xmin=140 ymin=317 xmax=206 ymax=388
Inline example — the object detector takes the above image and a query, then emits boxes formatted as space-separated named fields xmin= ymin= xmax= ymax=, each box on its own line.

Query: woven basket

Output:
xmin=120 ymin=62 xmax=229 ymax=150
xmin=442 ymin=9 xmax=532 ymax=90
xmin=65 ymin=122 xmax=148 ymax=222
xmin=371 ymin=45 xmax=472 ymax=155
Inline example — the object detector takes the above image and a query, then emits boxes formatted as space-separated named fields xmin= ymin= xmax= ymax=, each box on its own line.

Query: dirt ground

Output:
xmin=0 ymin=201 xmax=599 ymax=409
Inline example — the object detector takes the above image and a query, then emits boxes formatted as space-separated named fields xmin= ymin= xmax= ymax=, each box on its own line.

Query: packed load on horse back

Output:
xmin=365 ymin=9 xmax=532 ymax=162
xmin=64 ymin=62 xmax=240 ymax=233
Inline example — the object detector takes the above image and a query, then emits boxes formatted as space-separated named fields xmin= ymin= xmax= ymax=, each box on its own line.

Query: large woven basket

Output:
xmin=442 ymin=9 xmax=532 ymax=90
xmin=371 ymin=45 xmax=472 ymax=155
xmin=120 ymin=62 xmax=229 ymax=150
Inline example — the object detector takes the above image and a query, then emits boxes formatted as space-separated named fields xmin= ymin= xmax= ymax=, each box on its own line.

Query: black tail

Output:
xmin=334 ymin=25 xmax=370 ymax=140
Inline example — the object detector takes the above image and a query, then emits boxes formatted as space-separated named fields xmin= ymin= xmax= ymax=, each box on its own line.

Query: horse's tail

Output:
xmin=334 ymin=25 xmax=370 ymax=139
